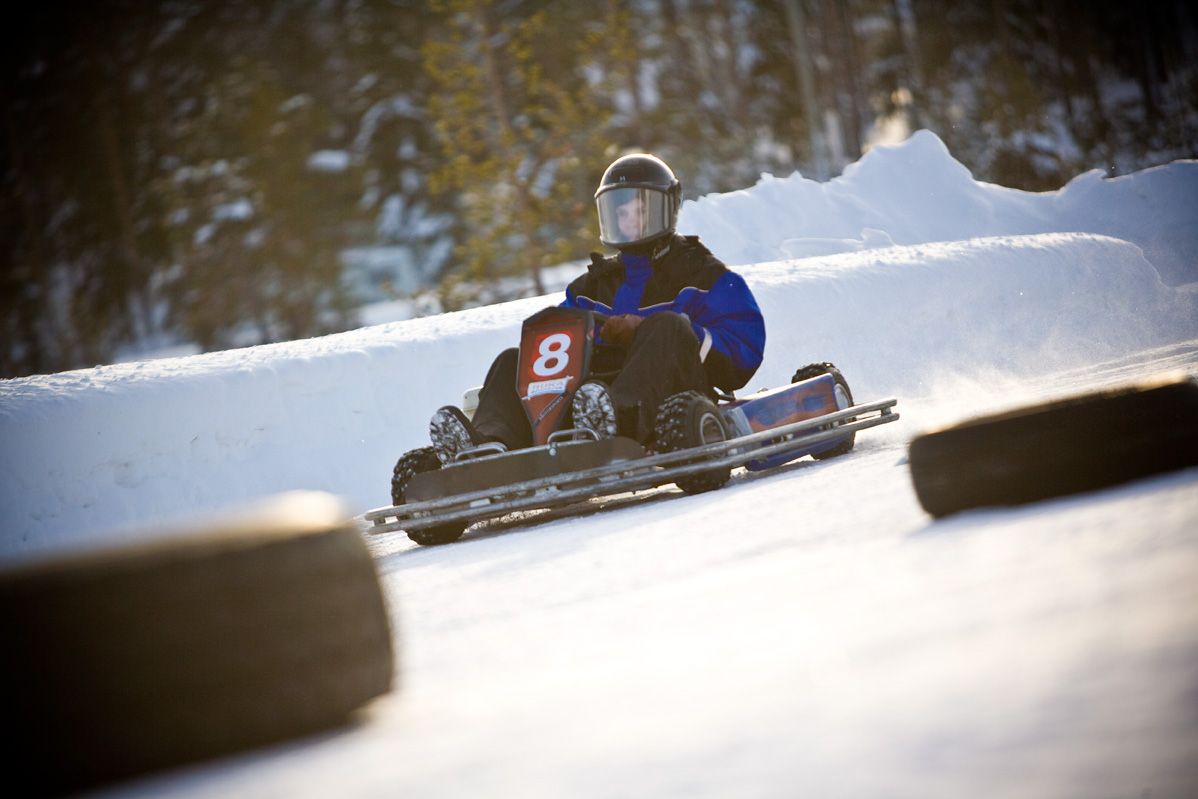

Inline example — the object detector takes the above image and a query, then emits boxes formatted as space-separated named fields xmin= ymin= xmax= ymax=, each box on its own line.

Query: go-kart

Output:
xmin=365 ymin=307 xmax=899 ymax=545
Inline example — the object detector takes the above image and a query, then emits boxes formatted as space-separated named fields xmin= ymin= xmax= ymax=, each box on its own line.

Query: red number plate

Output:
xmin=517 ymin=308 xmax=596 ymax=445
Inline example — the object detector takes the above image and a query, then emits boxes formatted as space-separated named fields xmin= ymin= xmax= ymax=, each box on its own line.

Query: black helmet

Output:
xmin=594 ymin=153 xmax=682 ymax=249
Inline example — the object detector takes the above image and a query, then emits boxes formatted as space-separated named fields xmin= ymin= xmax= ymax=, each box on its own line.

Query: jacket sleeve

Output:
xmin=561 ymin=269 xmax=586 ymax=308
xmin=561 ymin=253 xmax=613 ymax=311
xmin=561 ymin=283 xmax=579 ymax=308
xmin=679 ymin=270 xmax=766 ymax=391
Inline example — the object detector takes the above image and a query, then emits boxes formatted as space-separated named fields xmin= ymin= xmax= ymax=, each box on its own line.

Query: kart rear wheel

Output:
xmin=391 ymin=447 xmax=467 ymax=546
xmin=792 ymin=362 xmax=856 ymax=459
xmin=908 ymin=376 xmax=1198 ymax=518
xmin=654 ymin=391 xmax=732 ymax=494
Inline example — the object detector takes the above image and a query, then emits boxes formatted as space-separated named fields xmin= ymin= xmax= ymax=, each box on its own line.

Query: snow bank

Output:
xmin=743 ymin=233 xmax=1196 ymax=399
xmin=3 ymin=131 xmax=1196 ymax=558
xmin=679 ymin=130 xmax=1198 ymax=286
xmin=2 ymin=231 xmax=1194 ymax=558
xmin=0 ymin=297 xmax=546 ymax=559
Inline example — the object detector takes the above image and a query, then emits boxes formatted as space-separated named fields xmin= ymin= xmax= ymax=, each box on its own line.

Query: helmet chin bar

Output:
xmin=612 ymin=235 xmax=674 ymax=260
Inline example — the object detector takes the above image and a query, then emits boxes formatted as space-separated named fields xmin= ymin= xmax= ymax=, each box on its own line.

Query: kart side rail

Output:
xmin=364 ymin=398 xmax=899 ymax=535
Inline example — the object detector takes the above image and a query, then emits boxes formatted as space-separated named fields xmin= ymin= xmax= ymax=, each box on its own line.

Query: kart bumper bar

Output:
xmin=364 ymin=398 xmax=899 ymax=534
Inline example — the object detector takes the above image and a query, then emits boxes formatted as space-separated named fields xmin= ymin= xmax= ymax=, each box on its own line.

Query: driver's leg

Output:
xmin=470 ymin=348 xmax=533 ymax=449
xmin=608 ymin=312 xmax=710 ymax=441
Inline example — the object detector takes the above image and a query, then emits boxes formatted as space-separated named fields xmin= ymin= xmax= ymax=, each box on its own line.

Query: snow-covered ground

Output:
xmin=681 ymin=130 xmax=1198 ymax=287
xmin=2 ymin=132 xmax=1197 ymax=797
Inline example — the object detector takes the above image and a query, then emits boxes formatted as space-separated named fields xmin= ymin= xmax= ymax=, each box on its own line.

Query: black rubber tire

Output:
xmin=654 ymin=390 xmax=732 ymax=494
xmin=391 ymin=446 xmax=467 ymax=546
xmin=0 ymin=492 xmax=394 ymax=796
xmin=791 ymin=362 xmax=856 ymax=459
xmin=909 ymin=376 xmax=1198 ymax=518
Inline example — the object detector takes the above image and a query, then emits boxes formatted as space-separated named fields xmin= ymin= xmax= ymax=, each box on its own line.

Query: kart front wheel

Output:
xmin=391 ymin=447 xmax=467 ymax=546
xmin=654 ymin=391 xmax=732 ymax=495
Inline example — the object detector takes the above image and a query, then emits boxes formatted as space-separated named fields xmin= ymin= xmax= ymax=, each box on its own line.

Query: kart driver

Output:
xmin=429 ymin=153 xmax=766 ymax=461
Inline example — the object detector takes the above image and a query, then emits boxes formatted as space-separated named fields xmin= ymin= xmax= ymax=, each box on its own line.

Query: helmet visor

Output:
xmin=596 ymin=187 xmax=672 ymax=246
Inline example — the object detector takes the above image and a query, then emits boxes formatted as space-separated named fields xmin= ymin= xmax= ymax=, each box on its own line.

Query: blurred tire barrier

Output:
xmin=909 ymin=374 xmax=1198 ymax=518
xmin=1 ymin=492 xmax=395 ymax=796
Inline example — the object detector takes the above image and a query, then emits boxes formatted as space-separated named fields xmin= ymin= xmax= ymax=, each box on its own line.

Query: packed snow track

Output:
xmin=89 ymin=342 xmax=1198 ymax=799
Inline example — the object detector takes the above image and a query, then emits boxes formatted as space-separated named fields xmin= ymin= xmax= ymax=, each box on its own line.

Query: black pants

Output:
xmin=472 ymin=311 xmax=712 ymax=448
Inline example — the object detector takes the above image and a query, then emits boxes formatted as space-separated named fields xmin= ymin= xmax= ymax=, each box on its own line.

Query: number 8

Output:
xmin=533 ymin=333 xmax=571 ymax=376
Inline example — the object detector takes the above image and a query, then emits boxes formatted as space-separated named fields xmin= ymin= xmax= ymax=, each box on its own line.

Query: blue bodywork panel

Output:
xmin=720 ymin=374 xmax=850 ymax=471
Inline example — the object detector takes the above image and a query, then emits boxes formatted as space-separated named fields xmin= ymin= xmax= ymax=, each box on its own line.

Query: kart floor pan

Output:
xmin=405 ymin=437 xmax=648 ymax=502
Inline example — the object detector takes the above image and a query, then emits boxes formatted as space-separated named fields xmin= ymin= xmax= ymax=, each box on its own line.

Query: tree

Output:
xmin=423 ymin=0 xmax=616 ymax=307
xmin=153 ymin=3 xmax=368 ymax=350
xmin=2 ymin=2 xmax=174 ymax=375
xmin=4 ymin=0 xmax=1194 ymax=378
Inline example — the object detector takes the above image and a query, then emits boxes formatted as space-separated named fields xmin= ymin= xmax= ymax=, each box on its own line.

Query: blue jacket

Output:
xmin=563 ymin=234 xmax=765 ymax=391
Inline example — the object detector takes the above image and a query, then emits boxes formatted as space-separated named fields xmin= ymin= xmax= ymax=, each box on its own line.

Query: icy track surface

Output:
xmin=2 ymin=233 xmax=1195 ymax=556
xmin=97 ymin=343 xmax=1198 ymax=799
xmin=2 ymin=132 xmax=1196 ymax=797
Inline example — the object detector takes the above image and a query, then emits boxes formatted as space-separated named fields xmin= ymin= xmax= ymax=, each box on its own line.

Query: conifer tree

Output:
xmin=423 ymin=0 xmax=614 ymax=308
